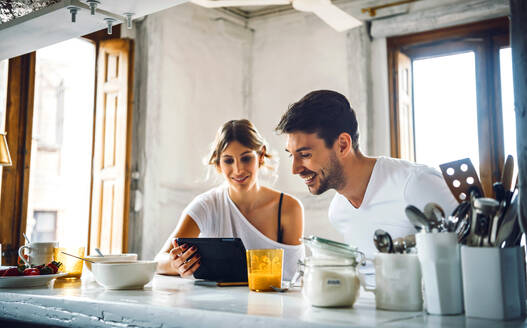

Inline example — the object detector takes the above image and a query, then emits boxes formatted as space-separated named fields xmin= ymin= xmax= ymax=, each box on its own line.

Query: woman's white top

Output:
xmin=181 ymin=185 xmax=304 ymax=280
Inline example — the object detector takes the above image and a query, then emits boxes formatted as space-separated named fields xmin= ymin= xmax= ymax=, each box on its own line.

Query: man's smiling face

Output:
xmin=286 ymin=132 xmax=345 ymax=195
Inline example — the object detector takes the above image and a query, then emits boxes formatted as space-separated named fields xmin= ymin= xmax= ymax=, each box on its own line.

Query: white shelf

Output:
xmin=0 ymin=0 xmax=188 ymax=61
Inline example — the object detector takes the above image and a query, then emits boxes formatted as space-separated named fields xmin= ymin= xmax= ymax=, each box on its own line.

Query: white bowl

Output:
xmin=92 ymin=261 xmax=157 ymax=290
xmin=84 ymin=253 xmax=138 ymax=273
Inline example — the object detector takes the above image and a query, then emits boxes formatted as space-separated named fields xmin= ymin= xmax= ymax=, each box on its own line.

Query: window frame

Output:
xmin=387 ymin=17 xmax=510 ymax=198
xmin=0 ymin=26 xmax=123 ymax=265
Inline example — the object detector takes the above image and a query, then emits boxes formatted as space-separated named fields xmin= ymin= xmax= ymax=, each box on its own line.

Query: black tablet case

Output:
xmin=176 ymin=238 xmax=248 ymax=282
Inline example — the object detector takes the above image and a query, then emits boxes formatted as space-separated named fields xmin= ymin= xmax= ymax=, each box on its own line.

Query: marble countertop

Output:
xmin=0 ymin=275 xmax=526 ymax=328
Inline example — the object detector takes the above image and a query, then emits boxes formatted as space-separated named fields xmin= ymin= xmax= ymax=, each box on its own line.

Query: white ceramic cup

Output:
xmin=18 ymin=242 xmax=57 ymax=267
xmin=360 ymin=253 xmax=423 ymax=311
xmin=416 ymin=232 xmax=463 ymax=315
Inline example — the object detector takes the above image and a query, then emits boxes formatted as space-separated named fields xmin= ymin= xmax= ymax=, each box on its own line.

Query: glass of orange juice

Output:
xmin=53 ymin=246 xmax=85 ymax=279
xmin=246 ymin=249 xmax=283 ymax=292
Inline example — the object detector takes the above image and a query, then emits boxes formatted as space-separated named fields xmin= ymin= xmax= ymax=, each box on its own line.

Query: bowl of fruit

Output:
xmin=0 ymin=261 xmax=66 ymax=288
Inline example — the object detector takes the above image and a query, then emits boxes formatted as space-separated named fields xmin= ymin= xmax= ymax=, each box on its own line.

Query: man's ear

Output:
xmin=334 ymin=133 xmax=352 ymax=157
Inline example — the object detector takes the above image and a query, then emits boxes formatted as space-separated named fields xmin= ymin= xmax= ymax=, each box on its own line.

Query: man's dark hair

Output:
xmin=275 ymin=90 xmax=359 ymax=150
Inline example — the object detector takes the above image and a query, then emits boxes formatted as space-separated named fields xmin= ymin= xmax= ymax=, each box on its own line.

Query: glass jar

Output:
xmin=301 ymin=257 xmax=360 ymax=308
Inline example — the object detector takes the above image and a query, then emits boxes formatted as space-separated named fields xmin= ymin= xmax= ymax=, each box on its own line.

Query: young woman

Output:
xmin=155 ymin=119 xmax=304 ymax=280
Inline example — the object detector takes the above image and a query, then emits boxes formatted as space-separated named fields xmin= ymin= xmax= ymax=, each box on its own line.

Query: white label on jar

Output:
xmin=326 ymin=279 xmax=341 ymax=286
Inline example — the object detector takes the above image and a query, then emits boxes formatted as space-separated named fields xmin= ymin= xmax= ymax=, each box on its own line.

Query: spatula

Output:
xmin=439 ymin=158 xmax=484 ymax=203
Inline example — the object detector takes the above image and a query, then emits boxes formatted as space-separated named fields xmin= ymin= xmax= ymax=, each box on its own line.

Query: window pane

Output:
xmin=413 ymin=52 xmax=480 ymax=171
xmin=26 ymin=39 xmax=95 ymax=247
xmin=499 ymin=47 xmax=516 ymax=162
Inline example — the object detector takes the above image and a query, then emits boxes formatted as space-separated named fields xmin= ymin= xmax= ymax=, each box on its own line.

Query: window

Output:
xmin=26 ymin=39 xmax=96 ymax=247
xmin=388 ymin=17 xmax=511 ymax=196
xmin=29 ymin=211 xmax=57 ymax=242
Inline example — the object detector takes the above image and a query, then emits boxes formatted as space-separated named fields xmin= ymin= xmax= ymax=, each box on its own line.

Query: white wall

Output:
xmin=135 ymin=4 xmax=253 ymax=259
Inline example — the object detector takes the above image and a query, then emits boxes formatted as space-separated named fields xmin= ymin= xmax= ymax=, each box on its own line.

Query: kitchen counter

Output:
xmin=0 ymin=275 xmax=526 ymax=328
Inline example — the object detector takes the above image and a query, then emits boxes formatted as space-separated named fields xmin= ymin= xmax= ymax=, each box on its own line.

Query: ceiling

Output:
xmin=220 ymin=0 xmax=421 ymax=20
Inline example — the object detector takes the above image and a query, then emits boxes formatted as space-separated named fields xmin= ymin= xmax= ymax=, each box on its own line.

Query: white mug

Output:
xmin=360 ymin=253 xmax=423 ymax=311
xmin=18 ymin=242 xmax=57 ymax=267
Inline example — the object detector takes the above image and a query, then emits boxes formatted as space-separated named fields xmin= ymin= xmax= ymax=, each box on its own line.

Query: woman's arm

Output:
xmin=155 ymin=215 xmax=201 ymax=276
xmin=280 ymin=194 xmax=304 ymax=245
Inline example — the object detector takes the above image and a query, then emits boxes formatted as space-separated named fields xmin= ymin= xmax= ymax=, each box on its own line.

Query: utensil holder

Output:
xmin=461 ymin=246 xmax=526 ymax=320
xmin=416 ymin=232 xmax=463 ymax=315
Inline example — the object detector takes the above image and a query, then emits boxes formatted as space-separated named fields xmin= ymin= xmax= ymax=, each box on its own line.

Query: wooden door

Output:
xmin=0 ymin=54 xmax=35 ymax=265
xmin=88 ymin=39 xmax=133 ymax=255
xmin=396 ymin=51 xmax=415 ymax=162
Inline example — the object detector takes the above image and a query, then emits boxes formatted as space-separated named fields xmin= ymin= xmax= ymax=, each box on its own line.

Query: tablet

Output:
xmin=176 ymin=238 xmax=248 ymax=283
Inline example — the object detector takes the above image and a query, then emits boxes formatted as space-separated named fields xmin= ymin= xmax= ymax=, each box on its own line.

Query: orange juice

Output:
xmin=53 ymin=247 xmax=85 ymax=278
xmin=246 ymin=249 xmax=283 ymax=292
xmin=248 ymin=272 xmax=281 ymax=291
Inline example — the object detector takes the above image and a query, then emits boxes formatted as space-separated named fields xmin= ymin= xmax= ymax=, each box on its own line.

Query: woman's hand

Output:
xmin=169 ymin=239 xmax=201 ymax=277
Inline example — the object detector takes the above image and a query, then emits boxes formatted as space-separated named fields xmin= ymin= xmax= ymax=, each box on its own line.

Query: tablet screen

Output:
xmin=176 ymin=238 xmax=248 ymax=282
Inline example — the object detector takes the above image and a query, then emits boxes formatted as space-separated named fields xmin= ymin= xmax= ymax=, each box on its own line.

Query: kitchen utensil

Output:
xmin=271 ymin=268 xmax=303 ymax=292
xmin=373 ymin=229 xmax=393 ymax=253
xmin=95 ymin=248 xmax=104 ymax=257
xmin=439 ymin=158 xmax=484 ymax=202
xmin=22 ymin=233 xmax=30 ymax=244
xmin=84 ymin=253 xmax=138 ymax=273
xmin=450 ymin=201 xmax=472 ymax=244
xmin=423 ymin=203 xmax=445 ymax=231
xmin=489 ymin=201 xmax=506 ymax=246
xmin=492 ymin=182 xmax=505 ymax=202
xmin=405 ymin=205 xmax=431 ymax=232
xmin=469 ymin=198 xmax=499 ymax=246
xmin=392 ymin=234 xmax=416 ymax=253
xmin=501 ymin=154 xmax=514 ymax=192
xmin=60 ymin=251 xmax=94 ymax=263
xmin=495 ymin=195 xmax=518 ymax=247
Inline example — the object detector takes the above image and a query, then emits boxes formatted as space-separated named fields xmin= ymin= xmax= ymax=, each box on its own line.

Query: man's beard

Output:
xmin=311 ymin=152 xmax=345 ymax=195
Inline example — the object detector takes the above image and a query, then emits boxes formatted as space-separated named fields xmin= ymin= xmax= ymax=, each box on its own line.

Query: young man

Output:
xmin=275 ymin=90 xmax=457 ymax=257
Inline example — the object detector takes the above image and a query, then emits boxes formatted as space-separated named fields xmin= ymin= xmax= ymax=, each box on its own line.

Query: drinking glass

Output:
xmin=246 ymin=249 xmax=283 ymax=292
xmin=53 ymin=246 xmax=85 ymax=278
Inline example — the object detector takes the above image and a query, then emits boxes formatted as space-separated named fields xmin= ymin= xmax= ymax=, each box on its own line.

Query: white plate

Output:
xmin=0 ymin=268 xmax=68 ymax=288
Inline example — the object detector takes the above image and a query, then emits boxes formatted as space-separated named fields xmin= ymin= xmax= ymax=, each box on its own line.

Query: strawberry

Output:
xmin=2 ymin=267 xmax=22 ymax=276
xmin=46 ymin=261 xmax=62 ymax=274
xmin=23 ymin=268 xmax=40 ymax=276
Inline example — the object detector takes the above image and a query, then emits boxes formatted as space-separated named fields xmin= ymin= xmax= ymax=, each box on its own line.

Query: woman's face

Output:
xmin=218 ymin=141 xmax=262 ymax=191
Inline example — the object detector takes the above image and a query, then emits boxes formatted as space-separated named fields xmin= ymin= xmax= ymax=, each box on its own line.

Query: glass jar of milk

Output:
xmin=302 ymin=257 xmax=360 ymax=308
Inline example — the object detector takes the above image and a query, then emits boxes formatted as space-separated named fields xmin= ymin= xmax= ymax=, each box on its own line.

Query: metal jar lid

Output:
xmin=303 ymin=236 xmax=364 ymax=266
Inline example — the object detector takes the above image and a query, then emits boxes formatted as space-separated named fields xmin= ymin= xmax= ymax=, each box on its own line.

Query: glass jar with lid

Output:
xmin=299 ymin=236 xmax=364 ymax=307
xmin=301 ymin=257 xmax=360 ymax=307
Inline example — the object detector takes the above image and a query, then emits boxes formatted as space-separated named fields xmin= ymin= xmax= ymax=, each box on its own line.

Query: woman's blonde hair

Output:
xmin=208 ymin=119 xmax=274 ymax=170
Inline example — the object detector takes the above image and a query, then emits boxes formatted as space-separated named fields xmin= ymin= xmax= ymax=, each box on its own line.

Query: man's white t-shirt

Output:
xmin=182 ymin=185 xmax=304 ymax=280
xmin=329 ymin=156 xmax=458 ymax=258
